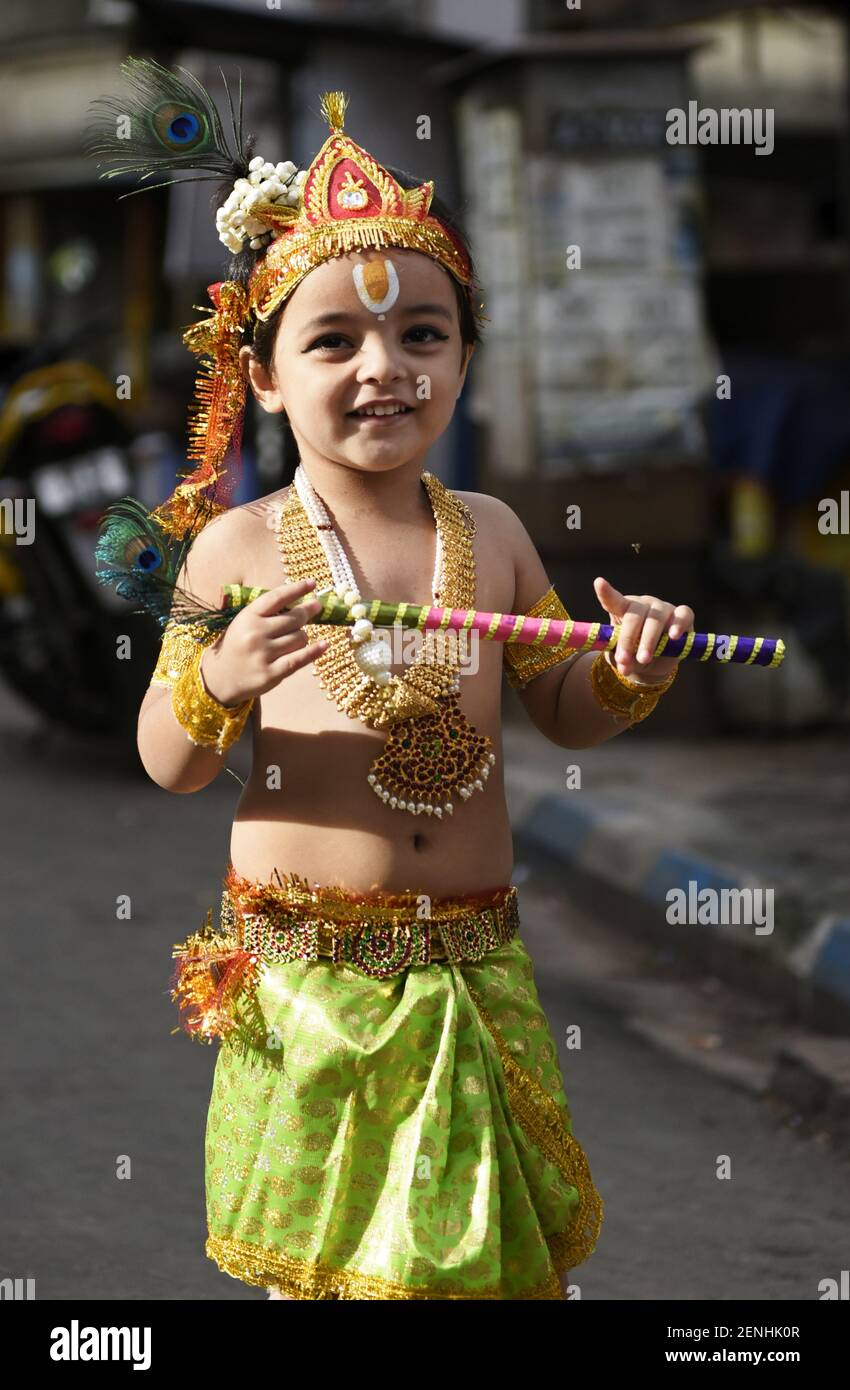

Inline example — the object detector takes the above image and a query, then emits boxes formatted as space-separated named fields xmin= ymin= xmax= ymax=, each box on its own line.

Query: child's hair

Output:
xmin=216 ymin=165 xmax=483 ymax=378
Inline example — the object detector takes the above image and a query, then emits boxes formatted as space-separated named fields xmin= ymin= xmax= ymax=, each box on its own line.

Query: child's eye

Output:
xmin=306 ymin=325 xmax=450 ymax=352
xmin=404 ymin=325 xmax=450 ymax=343
xmin=308 ymin=334 xmax=351 ymax=351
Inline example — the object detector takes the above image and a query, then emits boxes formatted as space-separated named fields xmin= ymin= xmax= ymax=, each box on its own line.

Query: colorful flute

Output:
xmin=219 ymin=585 xmax=785 ymax=668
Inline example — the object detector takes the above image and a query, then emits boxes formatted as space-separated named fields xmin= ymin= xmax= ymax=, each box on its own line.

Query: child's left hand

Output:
xmin=593 ymin=577 xmax=695 ymax=684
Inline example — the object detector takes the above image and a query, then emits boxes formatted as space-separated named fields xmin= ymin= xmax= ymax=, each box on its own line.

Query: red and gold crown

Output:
xmin=247 ymin=91 xmax=480 ymax=323
xmin=148 ymin=90 xmax=484 ymax=539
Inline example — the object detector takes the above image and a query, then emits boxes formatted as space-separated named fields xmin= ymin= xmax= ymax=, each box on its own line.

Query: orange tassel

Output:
xmin=153 ymin=280 xmax=250 ymax=540
xmin=169 ymin=908 xmax=260 ymax=1044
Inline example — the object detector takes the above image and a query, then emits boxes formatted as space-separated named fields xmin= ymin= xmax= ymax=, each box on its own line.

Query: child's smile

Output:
xmin=346 ymin=399 xmax=416 ymax=425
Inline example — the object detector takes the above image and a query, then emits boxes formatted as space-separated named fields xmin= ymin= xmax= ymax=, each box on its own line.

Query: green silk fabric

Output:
xmin=205 ymin=935 xmax=603 ymax=1299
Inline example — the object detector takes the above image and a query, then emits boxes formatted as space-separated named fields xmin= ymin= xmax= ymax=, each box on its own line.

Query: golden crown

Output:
xmin=244 ymin=92 xmax=481 ymax=324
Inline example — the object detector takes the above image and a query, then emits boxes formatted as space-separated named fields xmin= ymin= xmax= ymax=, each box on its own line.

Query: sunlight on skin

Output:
xmin=245 ymin=249 xmax=571 ymax=1310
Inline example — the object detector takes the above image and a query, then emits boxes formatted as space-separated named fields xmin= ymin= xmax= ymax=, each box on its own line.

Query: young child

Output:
xmin=92 ymin=68 xmax=692 ymax=1300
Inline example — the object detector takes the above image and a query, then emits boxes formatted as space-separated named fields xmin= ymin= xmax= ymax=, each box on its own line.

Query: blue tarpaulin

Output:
xmin=707 ymin=353 xmax=850 ymax=505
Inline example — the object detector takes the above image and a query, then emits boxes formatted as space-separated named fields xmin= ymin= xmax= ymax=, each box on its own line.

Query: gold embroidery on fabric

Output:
xmin=464 ymin=982 xmax=604 ymax=1271
xmin=205 ymin=1232 xmax=566 ymax=1300
xmin=202 ymin=882 xmax=599 ymax=1297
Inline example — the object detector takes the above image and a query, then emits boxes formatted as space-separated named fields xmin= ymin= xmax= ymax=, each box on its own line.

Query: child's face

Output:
xmin=242 ymin=247 xmax=475 ymax=476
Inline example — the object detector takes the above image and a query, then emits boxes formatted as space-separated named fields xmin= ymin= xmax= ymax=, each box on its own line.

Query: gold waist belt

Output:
xmin=220 ymin=867 xmax=520 ymax=980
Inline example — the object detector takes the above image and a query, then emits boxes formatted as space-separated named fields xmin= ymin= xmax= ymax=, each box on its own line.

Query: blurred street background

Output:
xmin=2 ymin=0 xmax=850 ymax=1302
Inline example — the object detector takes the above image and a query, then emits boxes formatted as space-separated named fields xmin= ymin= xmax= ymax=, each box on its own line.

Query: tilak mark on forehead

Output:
xmin=353 ymin=258 xmax=400 ymax=315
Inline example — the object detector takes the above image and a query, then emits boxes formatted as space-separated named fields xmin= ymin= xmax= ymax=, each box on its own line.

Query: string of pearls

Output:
xmin=216 ymin=157 xmax=307 ymax=252
xmin=293 ymin=463 xmax=442 ymax=687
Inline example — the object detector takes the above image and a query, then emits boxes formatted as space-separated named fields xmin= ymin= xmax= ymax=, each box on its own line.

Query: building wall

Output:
xmin=691 ymin=7 xmax=847 ymax=131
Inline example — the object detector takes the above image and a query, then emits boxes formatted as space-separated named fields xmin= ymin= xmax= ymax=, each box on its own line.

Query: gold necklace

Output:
xmin=276 ymin=471 xmax=495 ymax=820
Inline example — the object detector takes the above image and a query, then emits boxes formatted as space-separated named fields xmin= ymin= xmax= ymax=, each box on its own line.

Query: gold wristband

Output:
xmin=171 ymin=642 xmax=253 ymax=754
xmin=152 ymin=619 xmax=223 ymax=689
xmin=590 ymin=648 xmax=678 ymax=725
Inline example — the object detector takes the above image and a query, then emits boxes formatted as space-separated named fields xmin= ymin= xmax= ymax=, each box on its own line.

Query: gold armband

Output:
xmin=589 ymin=649 xmax=678 ymax=725
xmin=171 ymin=641 xmax=253 ymax=755
xmin=151 ymin=619 xmax=224 ymax=689
xmin=503 ymin=586 xmax=585 ymax=690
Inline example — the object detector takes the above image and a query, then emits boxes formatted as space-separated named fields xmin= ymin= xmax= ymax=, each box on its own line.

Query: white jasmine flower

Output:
xmin=215 ymin=154 xmax=305 ymax=250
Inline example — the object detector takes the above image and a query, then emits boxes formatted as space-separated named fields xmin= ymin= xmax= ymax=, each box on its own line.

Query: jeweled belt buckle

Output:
xmin=335 ymin=919 xmax=430 ymax=977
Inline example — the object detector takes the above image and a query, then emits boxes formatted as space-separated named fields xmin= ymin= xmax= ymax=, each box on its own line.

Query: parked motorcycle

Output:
xmin=0 ymin=340 xmax=161 ymax=740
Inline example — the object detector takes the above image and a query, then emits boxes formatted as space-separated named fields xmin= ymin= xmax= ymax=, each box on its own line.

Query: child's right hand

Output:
xmin=199 ymin=578 xmax=329 ymax=707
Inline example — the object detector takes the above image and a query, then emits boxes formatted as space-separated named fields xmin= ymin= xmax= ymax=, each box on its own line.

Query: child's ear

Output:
xmin=239 ymin=344 xmax=285 ymax=415
xmin=457 ymin=342 xmax=476 ymax=395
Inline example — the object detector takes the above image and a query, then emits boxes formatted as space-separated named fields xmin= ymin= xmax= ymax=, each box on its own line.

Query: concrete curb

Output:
xmin=516 ymin=791 xmax=850 ymax=1020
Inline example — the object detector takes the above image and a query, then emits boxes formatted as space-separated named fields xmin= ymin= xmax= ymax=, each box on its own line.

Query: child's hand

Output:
xmin=593 ymin=577 xmax=694 ymax=685
xmin=199 ymin=578 xmax=329 ymax=706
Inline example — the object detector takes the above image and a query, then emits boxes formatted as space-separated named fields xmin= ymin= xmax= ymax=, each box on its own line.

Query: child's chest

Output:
xmin=243 ymin=489 xmax=515 ymax=728
xmin=246 ymin=491 xmax=515 ymax=633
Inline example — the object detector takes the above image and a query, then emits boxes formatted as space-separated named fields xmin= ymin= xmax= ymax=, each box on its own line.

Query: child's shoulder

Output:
xmin=455 ymin=490 xmax=551 ymax=614
xmin=453 ymin=488 xmax=524 ymax=549
xmin=182 ymin=490 xmax=286 ymax=590
xmin=191 ymin=491 xmax=282 ymax=542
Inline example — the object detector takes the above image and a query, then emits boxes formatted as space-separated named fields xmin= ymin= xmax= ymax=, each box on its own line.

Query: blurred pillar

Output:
xmin=123 ymin=194 xmax=155 ymax=410
xmin=2 ymin=197 xmax=42 ymax=338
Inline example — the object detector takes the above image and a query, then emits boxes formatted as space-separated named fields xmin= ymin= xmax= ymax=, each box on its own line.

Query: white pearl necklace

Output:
xmin=292 ymin=463 xmax=442 ymax=687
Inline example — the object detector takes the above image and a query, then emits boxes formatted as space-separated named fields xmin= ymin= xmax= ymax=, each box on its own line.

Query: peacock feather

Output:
xmin=94 ymin=494 xmax=240 ymax=633
xmin=83 ymin=55 xmax=249 ymax=197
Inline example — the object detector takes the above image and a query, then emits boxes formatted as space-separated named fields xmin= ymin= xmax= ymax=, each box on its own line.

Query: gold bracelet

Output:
xmin=151 ymin=619 xmax=223 ymax=689
xmin=171 ymin=642 xmax=254 ymax=754
xmin=590 ymin=648 xmax=678 ymax=725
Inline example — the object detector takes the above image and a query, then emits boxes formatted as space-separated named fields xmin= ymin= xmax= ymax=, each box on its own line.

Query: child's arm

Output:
xmin=136 ymin=511 xmax=247 ymax=792
xmin=494 ymin=500 xmax=691 ymax=749
xmin=136 ymin=511 xmax=325 ymax=792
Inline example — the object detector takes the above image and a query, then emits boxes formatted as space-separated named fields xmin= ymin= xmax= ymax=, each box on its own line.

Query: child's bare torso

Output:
xmin=228 ymin=485 xmax=516 ymax=895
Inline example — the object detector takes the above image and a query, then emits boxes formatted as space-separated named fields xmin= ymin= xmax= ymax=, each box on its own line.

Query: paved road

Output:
xmin=1 ymin=697 xmax=847 ymax=1300
xmin=515 ymin=853 xmax=850 ymax=1302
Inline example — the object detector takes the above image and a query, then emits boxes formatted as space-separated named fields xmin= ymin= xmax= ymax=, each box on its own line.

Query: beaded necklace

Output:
xmin=276 ymin=465 xmax=495 ymax=819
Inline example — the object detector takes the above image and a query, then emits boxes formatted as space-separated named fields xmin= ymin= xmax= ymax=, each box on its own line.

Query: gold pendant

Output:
xmin=366 ymin=691 xmax=496 ymax=818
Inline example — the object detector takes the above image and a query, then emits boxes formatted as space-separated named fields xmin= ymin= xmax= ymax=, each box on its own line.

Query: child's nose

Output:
xmin=357 ymin=334 xmax=405 ymax=380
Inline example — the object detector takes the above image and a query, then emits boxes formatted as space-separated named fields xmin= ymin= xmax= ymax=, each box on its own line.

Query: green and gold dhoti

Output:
xmin=172 ymin=865 xmax=603 ymax=1299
